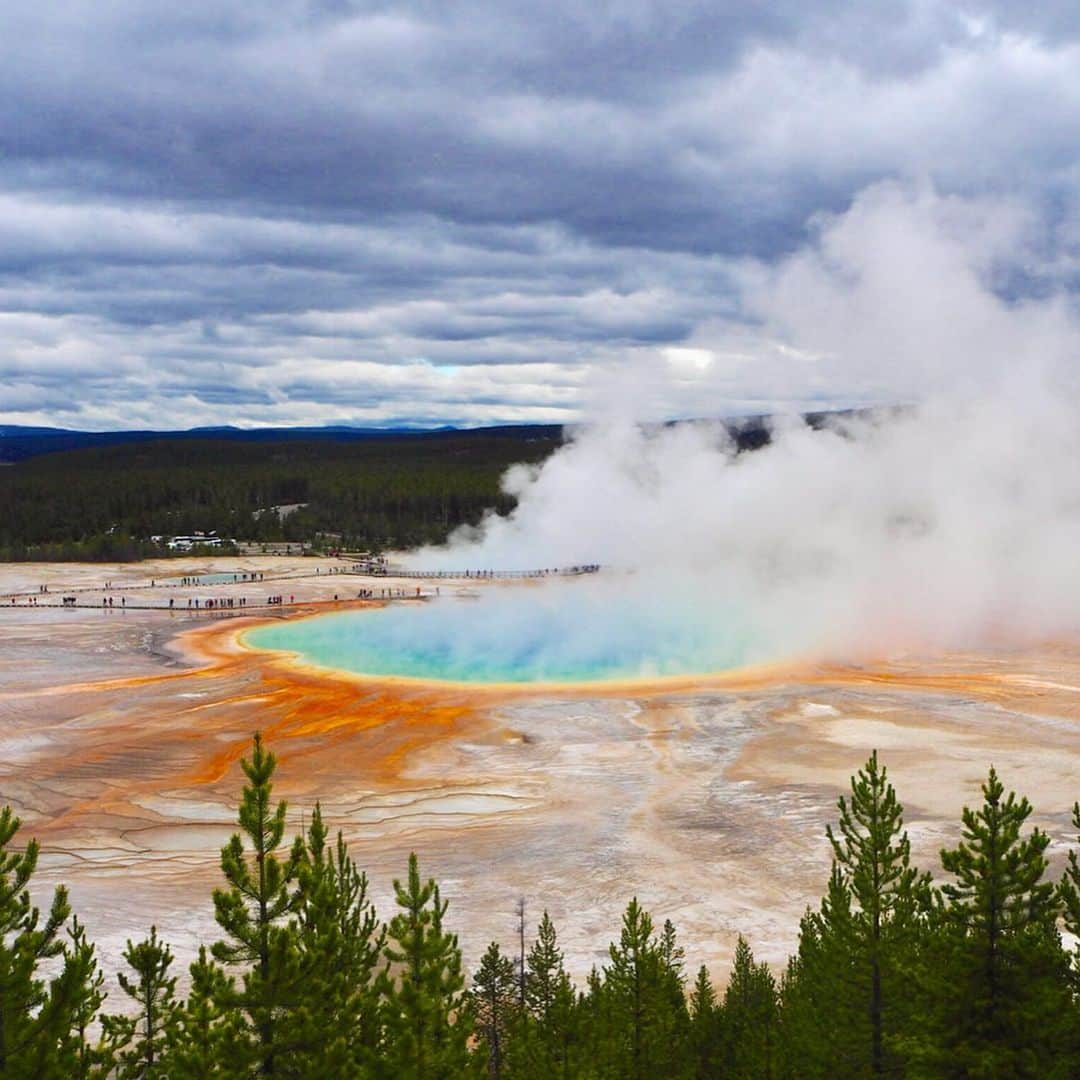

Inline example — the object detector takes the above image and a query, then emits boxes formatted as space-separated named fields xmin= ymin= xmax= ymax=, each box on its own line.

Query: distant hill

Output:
xmin=0 ymin=408 xmax=885 ymax=464
xmin=0 ymin=424 xmax=80 ymax=437
xmin=0 ymin=423 xmax=563 ymax=464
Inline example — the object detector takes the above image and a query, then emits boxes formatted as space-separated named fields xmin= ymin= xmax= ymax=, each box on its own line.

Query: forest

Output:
xmin=0 ymin=413 xmax=811 ymax=562
xmin=4 ymin=735 xmax=1079 ymax=1078
xmin=0 ymin=428 xmax=562 ymax=561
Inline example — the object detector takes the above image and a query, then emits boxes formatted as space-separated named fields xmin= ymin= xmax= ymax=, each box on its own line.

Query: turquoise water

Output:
xmin=244 ymin=587 xmax=758 ymax=684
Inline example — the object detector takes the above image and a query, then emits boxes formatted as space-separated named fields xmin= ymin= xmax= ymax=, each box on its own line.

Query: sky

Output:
xmin=3 ymin=1 xmax=1080 ymax=430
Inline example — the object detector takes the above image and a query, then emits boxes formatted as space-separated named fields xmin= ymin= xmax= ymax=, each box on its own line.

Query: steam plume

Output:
xmin=410 ymin=182 xmax=1080 ymax=667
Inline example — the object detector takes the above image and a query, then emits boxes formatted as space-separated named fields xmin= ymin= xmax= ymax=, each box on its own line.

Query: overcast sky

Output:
xmin=3 ymin=0 xmax=1079 ymax=430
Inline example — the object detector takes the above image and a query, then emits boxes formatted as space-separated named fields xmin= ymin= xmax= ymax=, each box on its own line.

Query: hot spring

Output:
xmin=243 ymin=582 xmax=766 ymax=685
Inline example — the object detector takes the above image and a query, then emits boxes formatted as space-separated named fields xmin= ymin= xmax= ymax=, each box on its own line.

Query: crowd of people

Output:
xmin=178 ymin=572 xmax=265 ymax=586
xmin=185 ymin=596 xmax=248 ymax=610
xmin=5 ymin=563 xmax=601 ymax=613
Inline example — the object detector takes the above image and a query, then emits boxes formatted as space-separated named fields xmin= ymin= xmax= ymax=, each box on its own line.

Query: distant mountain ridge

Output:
xmin=0 ymin=422 xmax=560 ymax=463
xmin=0 ymin=408 xmax=893 ymax=464
xmin=0 ymin=425 xmax=81 ymax=436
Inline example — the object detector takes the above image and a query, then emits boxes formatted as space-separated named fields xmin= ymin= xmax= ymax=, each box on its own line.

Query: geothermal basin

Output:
xmin=244 ymin=583 xmax=760 ymax=685
xmin=2 ymin=556 xmax=1080 ymax=988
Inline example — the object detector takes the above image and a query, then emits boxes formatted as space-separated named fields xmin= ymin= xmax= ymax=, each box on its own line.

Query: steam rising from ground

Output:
xmin=250 ymin=588 xmax=759 ymax=682
xmin=411 ymin=183 xmax=1080 ymax=666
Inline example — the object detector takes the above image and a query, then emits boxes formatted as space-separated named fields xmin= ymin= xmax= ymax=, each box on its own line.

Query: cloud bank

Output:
xmin=3 ymin=2 xmax=1080 ymax=428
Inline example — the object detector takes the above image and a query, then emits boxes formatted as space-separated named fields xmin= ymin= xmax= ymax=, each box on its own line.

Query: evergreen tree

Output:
xmin=522 ymin=910 xmax=578 ymax=1079
xmin=720 ymin=936 xmax=778 ymax=1079
xmin=472 ymin=941 xmax=517 ymax=1079
xmin=600 ymin=898 xmax=692 ymax=1079
xmin=1061 ymin=801 xmax=1080 ymax=962
xmin=101 ymin=926 xmax=180 ymax=1078
xmin=66 ymin=916 xmax=108 ymax=1079
xmin=380 ymin=852 xmax=475 ymax=1079
xmin=934 ymin=767 xmax=1072 ymax=1076
xmin=777 ymin=869 xmax=863 ymax=1077
xmin=776 ymin=953 xmax=804 ymax=1078
xmin=825 ymin=750 xmax=930 ymax=1075
xmin=688 ymin=964 xmax=722 ymax=1079
xmin=5 ymin=737 xmax=1076 ymax=1080
xmin=0 ymin=804 xmax=89 ymax=1077
xmin=524 ymin=911 xmax=561 ymax=1023
xmin=656 ymin=918 xmax=693 ymax=1073
xmin=211 ymin=732 xmax=302 ymax=1075
xmin=169 ymin=946 xmax=250 ymax=1078
xmin=1059 ymin=800 xmax=1080 ymax=1072
xmin=602 ymin=898 xmax=654 ymax=1080
xmin=282 ymin=803 xmax=385 ymax=1076
xmin=658 ymin=919 xmax=685 ymax=984
xmin=583 ymin=967 xmax=617 ymax=1080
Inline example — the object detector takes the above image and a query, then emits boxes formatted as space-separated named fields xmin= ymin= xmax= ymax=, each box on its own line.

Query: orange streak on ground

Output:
xmin=26 ymin=608 xmax=1080 ymax=848
xmin=21 ymin=607 xmax=487 ymax=841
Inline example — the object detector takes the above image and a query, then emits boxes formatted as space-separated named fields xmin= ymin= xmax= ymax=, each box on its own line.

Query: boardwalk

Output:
xmin=390 ymin=564 xmax=600 ymax=580
xmin=1 ymin=562 xmax=602 ymax=613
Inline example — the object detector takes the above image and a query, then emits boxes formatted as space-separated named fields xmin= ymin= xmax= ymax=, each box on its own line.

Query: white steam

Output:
xmin=410 ymin=182 xmax=1080 ymax=667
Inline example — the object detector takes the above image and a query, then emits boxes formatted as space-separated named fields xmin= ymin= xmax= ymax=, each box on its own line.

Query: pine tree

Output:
xmin=101 ymin=926 xmax=180 ymax=1078
xmin=602 ymin=897 xmax=654 ymax=1080
xmin=776 ymin=953 xmax=805 ymax=1078
xmin=211 ymin=732 xmax=302 ymax=1075
xmin=658 ymin=919 xmax=684 ymax=982
xmin=600 ymin=898 xmax=692 ymax=1079
xmin=720 ymin=936 xmax=778 ymax=1079
xmin=656 ymin=918 xmax=693 ymax=1073
xmin=777 ymin=869 xmax=862 ymax=1077
xmin=689 ymin=965 xmax=715 ymax=1019
xmin=1059 ymin=800 xmax=1080 ymax=1072
xmin=524 ymin=911 xmax=561 ymax=1022
xmin=66 ymin=916 xmax=107 ymax=1079
xmin=380 ymin=852 xmax=475 ymax=1079
xmin=169 ymin=946 xmax=250 ymax=1078
xmin=522 ymin=910 xmax=578 ymax=1079
xmin=472 ymin=941 xmax=517 ymax=1079
xmin=578 ymin=965 xmax=604 ymax=1071
xmin=934 ymin=766 xmax=1072 ymax=1075
xmin=688 ymin=964 xmax=722 ymax=1079
xmin=1061 ymin=801 xmax=1080 ymax=960
xmin=0 ymin=804 xmax=90 ymax=1077
xmin=282 ymin=803 xmax=385 ymax=1076
xmin=825 ymin=750 xmax=930 ymax=1075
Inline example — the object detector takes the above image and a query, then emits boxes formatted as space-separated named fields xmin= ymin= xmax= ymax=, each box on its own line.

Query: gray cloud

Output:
xmin=1 ymin=1 xmax=1079 ymax=428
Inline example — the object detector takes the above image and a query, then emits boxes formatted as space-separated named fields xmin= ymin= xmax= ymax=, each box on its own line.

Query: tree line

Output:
xmin=0 ymin=430 xmax=562 ymax=561
xmin=0 ymin=415 xmax=828 ymax=563
xmin=3 ymin=735 xmax=1079 ymax=1077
